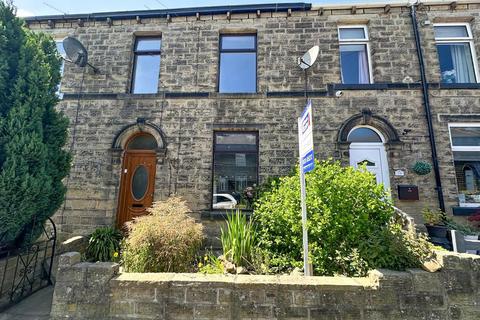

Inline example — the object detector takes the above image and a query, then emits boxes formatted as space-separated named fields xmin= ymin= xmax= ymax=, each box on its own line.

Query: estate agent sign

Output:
xmin=297 ymin=99 xmax=314 ymax=276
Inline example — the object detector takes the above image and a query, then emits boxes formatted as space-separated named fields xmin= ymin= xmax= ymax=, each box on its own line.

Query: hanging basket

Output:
xmin=412 ymin=161 xmax=432 ymax=175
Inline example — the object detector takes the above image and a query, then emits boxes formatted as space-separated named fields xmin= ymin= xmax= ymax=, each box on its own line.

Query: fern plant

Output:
xmin=85 ymin=227 xmax=123 ymax=262
xmin=220 ymin=210 xmax=256 ymax=267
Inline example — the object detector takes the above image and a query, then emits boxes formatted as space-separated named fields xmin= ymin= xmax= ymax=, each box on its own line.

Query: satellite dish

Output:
xmin=298 ymin=45 xmax=319 ymax=70
xmin=62 ymin=36 xmax=98 ymax=72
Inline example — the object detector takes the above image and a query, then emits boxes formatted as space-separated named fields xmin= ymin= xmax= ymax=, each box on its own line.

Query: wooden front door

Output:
xmin=117 ymin=151 xmax=157 ymax=228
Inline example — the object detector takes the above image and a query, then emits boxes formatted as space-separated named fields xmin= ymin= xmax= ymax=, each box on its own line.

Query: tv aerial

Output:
xmin=297 ymin=45 xmax=319 ymax=100
xmin=62 ymin=36 xmax=98 ymax=73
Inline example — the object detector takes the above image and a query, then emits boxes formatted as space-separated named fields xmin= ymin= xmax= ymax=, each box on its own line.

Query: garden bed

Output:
xmin=50 ymin=251 xmax=480 ymax=320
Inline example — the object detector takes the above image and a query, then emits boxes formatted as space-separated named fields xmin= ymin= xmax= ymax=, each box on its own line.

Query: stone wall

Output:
xmin=50 ymin=251 xmax=480 ymax=320
xmin=25 ymin=3 xmax=480 ymax=239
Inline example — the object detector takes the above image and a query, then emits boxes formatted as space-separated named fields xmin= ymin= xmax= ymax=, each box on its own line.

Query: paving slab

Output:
xmin=0 ymin=286 xmax=53 ymax=320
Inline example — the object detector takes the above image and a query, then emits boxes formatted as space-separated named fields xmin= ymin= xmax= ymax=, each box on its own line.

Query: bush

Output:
xmin=122 ymin=196 xmax=204 ymax=272
xmin=220 ymin=210 xmax=256 ymax=267
xmin=422 ymin=207 xmax=444 ymax=225
xmin=85 ymin=227 xmax=123 ymax=262
xmin=0 ymin=2 xmax=71 ymax=248
xmin=253 ymin=160 xmax=433 ymax=276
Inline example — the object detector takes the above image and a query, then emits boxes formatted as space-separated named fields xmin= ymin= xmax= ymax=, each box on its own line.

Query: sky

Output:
xmin=12 ymin=0 xmax=390 ymax=17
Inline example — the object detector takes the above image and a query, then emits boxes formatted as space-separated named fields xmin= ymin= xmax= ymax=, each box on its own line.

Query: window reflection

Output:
xmin=132 ymin=37 xmax=161 ymax=94
xmin=219 ymin=35 xmax=257 ymax=93
xmin=212 ymin=132 xmax=258 ymax=210
xmin=450 ymin=125 xmax=480 ymax=206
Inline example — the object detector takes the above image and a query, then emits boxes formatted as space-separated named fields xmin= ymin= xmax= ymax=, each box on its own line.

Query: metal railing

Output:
xmin=0 ymin=218 xmax=56 ymax=311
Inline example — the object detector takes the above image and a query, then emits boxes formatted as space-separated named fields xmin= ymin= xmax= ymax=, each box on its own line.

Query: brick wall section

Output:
xmin=25 ymin=3 xmax=480 ymax=239
xmin=50 ymin=251 xmax=480 ymax=320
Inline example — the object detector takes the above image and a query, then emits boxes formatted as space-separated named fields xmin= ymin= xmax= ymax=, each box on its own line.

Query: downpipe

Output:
xmin=410 ymin=3 xmax=446 ymax=212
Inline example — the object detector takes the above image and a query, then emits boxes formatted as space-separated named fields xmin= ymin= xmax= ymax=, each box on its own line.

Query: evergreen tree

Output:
xmin=0 ymin=2 xmax=71 ymax=248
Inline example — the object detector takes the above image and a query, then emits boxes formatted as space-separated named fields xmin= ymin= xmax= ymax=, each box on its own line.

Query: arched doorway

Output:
xmin=348 ymin=126 xmax=391 ymax=190
xmin=116 ymin=133 xmax=158 ymax=228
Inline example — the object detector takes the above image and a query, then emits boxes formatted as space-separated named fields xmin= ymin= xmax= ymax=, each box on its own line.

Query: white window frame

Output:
xmin=448 ymin=123 xmax=480 ymax=152
xmin=338 ymin=25 xmax=373 ymax=84
xmin=448 ymin=123 xmax=480 ymax=207
xmin=434 ymin=23 xmax=480 ymax=83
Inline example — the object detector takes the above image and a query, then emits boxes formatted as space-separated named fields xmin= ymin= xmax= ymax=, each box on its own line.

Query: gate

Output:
xmin=0 ymin=218 xmax=56 ymax=310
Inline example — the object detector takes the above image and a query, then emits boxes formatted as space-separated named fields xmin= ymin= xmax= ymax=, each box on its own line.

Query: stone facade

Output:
xmin=25 ymin=2 xmax=480 ymax=241
xmin=50 ymin=251 xmax=480 ymax=319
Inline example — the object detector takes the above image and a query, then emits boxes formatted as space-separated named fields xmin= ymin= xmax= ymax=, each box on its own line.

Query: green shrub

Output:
xmin=122 ymin=196 xmax=204 ymax=272
xmin=220 ymin=210 xmax=256 ymax=267
xmin=358 ymin=224 xmax=434 ymax=271
xmin=220 ymin=210 xmax=255 ymax=266
xmin=0 ymin=3 xmax=71 ymax=248
xmin=421 ymin=207 xmax=444 ymax=225
xmin=85 ymin=227 xmax=123 ymax=262
xmin=253 ymin=160 xmax=433 ymax=276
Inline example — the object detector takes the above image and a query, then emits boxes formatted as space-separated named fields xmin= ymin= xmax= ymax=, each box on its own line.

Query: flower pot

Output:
xmin=426 ymin=225 xmax=449 ymax=238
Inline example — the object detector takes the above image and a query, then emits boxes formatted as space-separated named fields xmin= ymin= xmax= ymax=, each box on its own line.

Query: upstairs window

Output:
xmin=212 ymin=132 xmax=258 ymax=210
xmin=338 ymin=26 xmax=372 ymax=84
xmin=131 ymin=37 xmax=161 ymax=94
xmin=434 ymin=24 xmax=478 ymax=83
xmin=219 ymin=34 xmax=257 ymax=93
xmin=449 ymin=124 xmax=480 ymax=206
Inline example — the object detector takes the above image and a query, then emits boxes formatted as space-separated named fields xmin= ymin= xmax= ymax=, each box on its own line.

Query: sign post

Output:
xmin=297 ymin=99 xmax=314 ymax=276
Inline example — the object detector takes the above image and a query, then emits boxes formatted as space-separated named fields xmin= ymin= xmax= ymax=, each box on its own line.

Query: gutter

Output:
xmin=23 ymin=2 xmax=310 ymax=23
xmin=409 ymin=3 xmax=446 ymax=212
xmin=311 ymin=0 xmax=480 ymax=10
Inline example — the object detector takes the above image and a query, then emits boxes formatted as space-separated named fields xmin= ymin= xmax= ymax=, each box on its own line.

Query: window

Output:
xmin=347 ymin=127 xmax=382 ymax=143
xmin=338 ymin=26 xmax=372 ymax=84
xmin=212 ymin=132 xmax=258 ymax=209
xmin=55 ymin=40 xmax=66 ymax=97
xmin=434 ymin=24 xmax=478 ymax=83
xmin=449 ymin=124 xmax=480 ymax=206
xmin=131 ymin=37 xmax=161 ymax=94
xmin=219 ymin=35 xmax=257 ymax=93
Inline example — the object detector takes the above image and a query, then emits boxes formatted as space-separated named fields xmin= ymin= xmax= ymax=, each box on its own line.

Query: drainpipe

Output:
xmin=410 ymin=3 xmax=446 ymax=212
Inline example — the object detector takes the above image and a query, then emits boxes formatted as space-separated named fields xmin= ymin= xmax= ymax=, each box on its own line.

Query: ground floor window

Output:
xmin=449 ymin=124 xmax=480 ymax=206
xmin=212 ymin=132 xmax=258 ymax=210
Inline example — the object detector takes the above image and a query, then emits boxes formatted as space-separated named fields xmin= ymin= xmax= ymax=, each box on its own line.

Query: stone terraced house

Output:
xmin=24 ymin=0 xmax=480 ymax=245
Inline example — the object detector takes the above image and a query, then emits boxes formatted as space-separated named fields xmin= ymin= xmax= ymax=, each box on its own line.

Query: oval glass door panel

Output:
xmin=131 ymin=165 xmax=148 ymax=200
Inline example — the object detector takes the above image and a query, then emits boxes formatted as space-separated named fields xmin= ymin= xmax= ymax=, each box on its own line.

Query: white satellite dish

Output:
xmin=298 ymin=45 xmax=319 ymax=70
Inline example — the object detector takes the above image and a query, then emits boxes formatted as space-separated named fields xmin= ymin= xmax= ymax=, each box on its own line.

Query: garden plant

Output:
xmin=122 ymin=196 xmax=204 ymax=272
xmin=85 ymin=227 xmax=123 ymax=262
xmin=253 ymin=160 xmax=434 ymax=276
xmin=0 ymin=2 xmax=71 ymax=248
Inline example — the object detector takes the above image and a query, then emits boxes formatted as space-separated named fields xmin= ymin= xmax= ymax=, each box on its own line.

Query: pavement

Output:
xmin=0 ymin=286 xmax=54 ymax=320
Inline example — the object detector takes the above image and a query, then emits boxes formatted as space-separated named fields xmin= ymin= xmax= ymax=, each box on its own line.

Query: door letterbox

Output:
xmin=397 ymin=185 xmax=419 ymax=201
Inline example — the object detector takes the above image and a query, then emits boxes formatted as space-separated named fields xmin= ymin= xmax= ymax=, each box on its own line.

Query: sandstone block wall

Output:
xmin=50 ymin=251 xmax=480 ymax=320
xmin=24 ymin=3 xmax=480 ymax=239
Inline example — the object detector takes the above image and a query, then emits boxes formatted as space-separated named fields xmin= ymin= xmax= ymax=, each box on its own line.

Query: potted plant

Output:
xmin=422 ymin=208 xmax=448 ymax=238
xmin=467 ymin=212 xmax=480 ymax=239
xmin=458 ymin=191 xmax=480 ymax=207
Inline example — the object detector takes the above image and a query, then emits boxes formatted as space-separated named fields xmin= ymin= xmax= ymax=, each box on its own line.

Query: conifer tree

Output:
xmin=0 ymin=1 xmax=71 ymax=248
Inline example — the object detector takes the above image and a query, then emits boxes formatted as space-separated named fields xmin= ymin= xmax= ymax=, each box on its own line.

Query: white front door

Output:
xmin=349 ymin=143 xmax=390 ymax=190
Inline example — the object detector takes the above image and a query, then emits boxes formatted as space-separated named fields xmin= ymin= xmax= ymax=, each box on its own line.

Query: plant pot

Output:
xmin=426 ymin=225 xmax=449 ymax=238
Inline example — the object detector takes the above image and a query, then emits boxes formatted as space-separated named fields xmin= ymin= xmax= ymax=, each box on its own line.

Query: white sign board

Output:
xmin=298 ymin=100 xmax=314 ymax=173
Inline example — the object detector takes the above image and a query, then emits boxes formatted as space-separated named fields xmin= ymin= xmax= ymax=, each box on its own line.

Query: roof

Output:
xmin=23 ymin=2 xmax=311 ymax=23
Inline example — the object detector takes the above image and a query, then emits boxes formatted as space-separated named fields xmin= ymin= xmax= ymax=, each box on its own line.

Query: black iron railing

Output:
xmin=0 ymin=218 xmax=56 ymax=311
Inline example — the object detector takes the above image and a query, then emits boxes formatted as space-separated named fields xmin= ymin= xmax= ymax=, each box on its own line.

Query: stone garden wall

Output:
xmin=50 ymin=251 xmax=480 ymax=320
